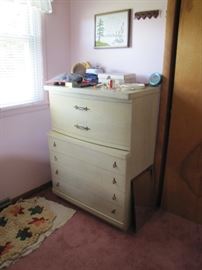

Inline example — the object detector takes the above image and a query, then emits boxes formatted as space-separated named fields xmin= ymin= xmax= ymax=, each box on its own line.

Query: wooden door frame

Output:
xmin=154 ymin=0 xmax=181 ymax=206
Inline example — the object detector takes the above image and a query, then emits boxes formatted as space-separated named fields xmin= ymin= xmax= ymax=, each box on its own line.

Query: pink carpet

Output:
xmin=8 ymin=189 xmax=202 ymax=270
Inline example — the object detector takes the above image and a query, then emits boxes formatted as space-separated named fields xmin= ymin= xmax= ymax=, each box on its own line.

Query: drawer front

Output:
xmin=50 ymin=161 xmax=125 ymax=207
xmin=49 ymin=93 xmax=132 ymax=150
xmin=52 ymin=178 xmax=125 ymax=222
xmin=48 ymin=135 xmax=127 ymax=175
xmin=50 ymin=150 xmax=125 ymax=191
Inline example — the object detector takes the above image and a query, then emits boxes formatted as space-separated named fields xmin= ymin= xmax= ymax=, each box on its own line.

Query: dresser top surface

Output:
xmin=44 ymin=85 xmax=160 ymax=100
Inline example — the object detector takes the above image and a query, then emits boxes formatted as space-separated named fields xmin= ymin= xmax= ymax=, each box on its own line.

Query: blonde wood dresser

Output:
xmin=45 ymin=85 xmax=160 ymax=230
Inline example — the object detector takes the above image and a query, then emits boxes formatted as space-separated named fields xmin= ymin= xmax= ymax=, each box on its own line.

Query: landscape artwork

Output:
xmin=95 ymin=9 xmax=131 ymax=48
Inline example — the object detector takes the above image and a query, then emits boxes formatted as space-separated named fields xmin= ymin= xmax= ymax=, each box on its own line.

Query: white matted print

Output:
xmin=95 ymin=9 xmax=131 ymax=49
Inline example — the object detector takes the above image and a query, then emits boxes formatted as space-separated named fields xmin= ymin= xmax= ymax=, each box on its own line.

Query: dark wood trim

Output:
xmin=12 ymin=181 xmax=52 ymax=203
xmin=154 ymin=0 xmax=181 ymax=206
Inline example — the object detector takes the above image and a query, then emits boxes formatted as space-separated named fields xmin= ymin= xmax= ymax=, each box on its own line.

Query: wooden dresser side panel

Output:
xmin=128 ymin=91 xmax=160 ymax=179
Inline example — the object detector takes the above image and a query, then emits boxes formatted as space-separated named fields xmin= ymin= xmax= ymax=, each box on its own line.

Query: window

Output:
xmin=0 ymin=0 xmax=44 ymax=109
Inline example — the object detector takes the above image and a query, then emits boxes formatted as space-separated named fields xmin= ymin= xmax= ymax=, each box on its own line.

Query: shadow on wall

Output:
xmin=0 ymin=157 xmax=51 ymax=200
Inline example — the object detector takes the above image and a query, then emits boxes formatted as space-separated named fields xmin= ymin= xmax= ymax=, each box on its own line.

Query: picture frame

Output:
xmin=94 ymin=9 xmax=131 ymax=49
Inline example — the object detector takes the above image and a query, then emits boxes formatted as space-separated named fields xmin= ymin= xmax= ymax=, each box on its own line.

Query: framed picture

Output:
xmin=94 ymin=9 xmax=131 ymax=49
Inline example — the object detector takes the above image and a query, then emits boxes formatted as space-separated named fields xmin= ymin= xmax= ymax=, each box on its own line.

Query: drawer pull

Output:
xmin=113 ymin=161 xmax=117 ymax=168
xmin=112 ymin=178 xmax=117 ymax=184
xmin=54 ymin=156 xmax=58 ymax=161
xmin=74 ymin=124 xmax=90 ymax=131
xmin=111 ymin=209 xmax=116 ymax=214
xmin=74 ymin=105 xmax=90 ymax=111
xmin=112 ymin=194 xmax=116 ymax=200
xmin=55 ymin=169 xmax=59 ymax=175
xmin=56 ymin=182 xmax=60 ymax=187
xmin=53 ymin=142 xmax=56 ymax=147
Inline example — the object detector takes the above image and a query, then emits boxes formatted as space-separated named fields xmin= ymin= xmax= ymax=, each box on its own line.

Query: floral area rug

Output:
xmin=0 ymin=197 xmax=76 ymax=269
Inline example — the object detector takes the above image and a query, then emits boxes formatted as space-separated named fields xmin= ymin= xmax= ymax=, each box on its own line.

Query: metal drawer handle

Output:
xmin=112 ymin=194 xmax=116 ymax=200
xmin=74 ymin=105 xmax=89 ymax=111
xmin=113 ymin=161 xmax=117 ymax=168
xmin=56 ymin=182 xmax=60 ymax=187
xmin=74 ymin=124 xmax=90 ymax=131
xmin=111 ymin=209 xmax=116 ymax=214
xmin=55 ymin=169 xmax=59 ymax=175
xmin=112 ymin=178 xmax=117 ymax=184
xmin=53 ymin=141 xmax=56 ymax=147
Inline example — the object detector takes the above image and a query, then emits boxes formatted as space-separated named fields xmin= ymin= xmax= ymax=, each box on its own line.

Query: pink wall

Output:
xmin=0 ymin=0 xmax=167 ymax=200
xmin=69 ymin=0 xmax=167 ymax=82
xmin=0 ymin=108 xmax=51 ymax=200
xmin=43 ymin=0 xmax=70 ymax=80
xmin=0 ymin=0 xmax=70 ymax=200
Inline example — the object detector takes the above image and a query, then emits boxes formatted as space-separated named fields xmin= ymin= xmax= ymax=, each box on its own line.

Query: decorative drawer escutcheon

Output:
xmin=113 ymin=161 xmax=117 ymax=168
xmin=112 ymin=178 xmax=117 ymax=184
xmin=112 ymin=194 xmax=116 ymax=201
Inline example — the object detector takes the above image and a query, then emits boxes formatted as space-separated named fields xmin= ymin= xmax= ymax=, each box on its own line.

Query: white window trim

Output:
xmin=0 ymin=13 xmax=49 ymax=119
xmin=0 ymin=101 xmax=49 ymax=118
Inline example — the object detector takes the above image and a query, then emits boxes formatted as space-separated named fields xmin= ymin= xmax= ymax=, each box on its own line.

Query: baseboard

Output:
xmin=12 ymin=181 xmax=52 ymax=203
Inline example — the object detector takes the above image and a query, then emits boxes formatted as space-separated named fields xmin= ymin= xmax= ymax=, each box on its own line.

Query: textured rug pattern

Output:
xmin=4 ymin=190 xmax=202 ymax=270
xmin=0 ymin=197 xmax=76 ymax=269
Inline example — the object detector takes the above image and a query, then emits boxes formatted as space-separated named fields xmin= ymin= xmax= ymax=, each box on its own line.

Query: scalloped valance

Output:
xmin=31 ymin=0 xmax=54 ymax=14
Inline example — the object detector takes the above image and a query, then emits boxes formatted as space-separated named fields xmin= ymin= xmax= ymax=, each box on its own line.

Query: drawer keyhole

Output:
xmin=111 ymin=209 xmax=116 ymax=214
xmin=55 ymin=169 xmax=59 ymax=175
xmin=112 ymin=178 xmax=117 ymax=184
xmin=113 ymin=161 xmax=117 ymax=168
xmin=53 ymin=142 xmax=56 ymax=147
xmin=54 ymin=156 xmax=57 ymax=161
xmin=112 ymin=194 xmax=116 ymax=200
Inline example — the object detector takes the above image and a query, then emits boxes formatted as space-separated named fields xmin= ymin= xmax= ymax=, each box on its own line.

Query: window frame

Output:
xmin=0 ymin=2 xmax=48 ymax=117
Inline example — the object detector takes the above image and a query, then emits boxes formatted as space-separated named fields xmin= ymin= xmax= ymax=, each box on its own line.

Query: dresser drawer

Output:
xmin=50 ymin=160 xmax=125 ymax=205
xmin=49 ymin=93 xmax=132 ymax=150
xmin=50 ymin=151 xmax=125 ymax=191
xmin=48 ymin=132 xmax=128 ymax=175
xmin=52 ymin=179 xmax=125 ymax=222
